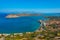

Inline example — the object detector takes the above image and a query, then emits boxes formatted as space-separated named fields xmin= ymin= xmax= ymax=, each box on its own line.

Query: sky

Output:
xmin=0 ymin=0 xmax=60 ymax=13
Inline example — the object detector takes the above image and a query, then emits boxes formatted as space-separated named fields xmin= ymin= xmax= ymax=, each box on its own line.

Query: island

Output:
xmin=5 ymin=14 xmax=41 ymax=18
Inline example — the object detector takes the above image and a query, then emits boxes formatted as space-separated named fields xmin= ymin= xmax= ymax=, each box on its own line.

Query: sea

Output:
xmin=0 ymin=13 xmax=60 ymax=34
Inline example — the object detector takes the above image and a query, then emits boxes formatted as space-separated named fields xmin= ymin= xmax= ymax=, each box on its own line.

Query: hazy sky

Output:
xmin=0 ymin=0 xmax=60 ymax=13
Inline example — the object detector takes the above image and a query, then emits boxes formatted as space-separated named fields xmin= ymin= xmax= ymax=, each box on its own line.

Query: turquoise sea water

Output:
xmin=0 ymin=13 xmax=60 ymax=33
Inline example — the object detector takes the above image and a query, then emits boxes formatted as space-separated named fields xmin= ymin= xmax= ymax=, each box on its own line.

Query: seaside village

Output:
xmin=0 ymin=16 xmax=60 ymax=40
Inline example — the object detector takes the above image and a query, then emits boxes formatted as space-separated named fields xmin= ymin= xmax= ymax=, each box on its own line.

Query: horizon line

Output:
xmin=0 ymin=9 xmax=60 ymax=13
